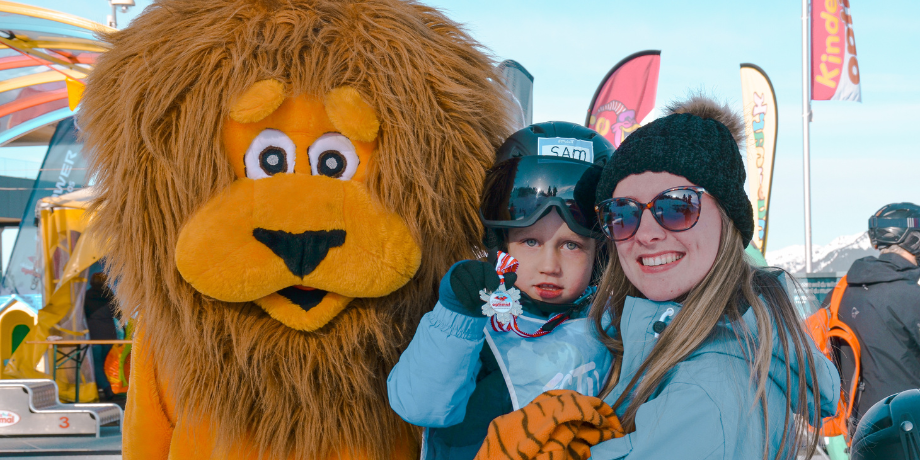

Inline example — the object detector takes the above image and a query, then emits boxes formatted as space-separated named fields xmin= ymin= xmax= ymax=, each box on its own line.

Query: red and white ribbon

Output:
xmin=489 ymin=251 xmax=569 ymax=338
xmin=490 ymin=313 xmax=570 ymax=338
xmin=495 ymin=251 xmax=519 ymax=283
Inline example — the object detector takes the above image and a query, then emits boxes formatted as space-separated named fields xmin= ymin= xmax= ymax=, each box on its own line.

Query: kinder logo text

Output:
xmin=537 ymin=137 xmax=594 ymax=163
xmin=0 ymin=410 xmax=20 ymax=427
xmin=812 ymin=0 xmax=861 ymax=101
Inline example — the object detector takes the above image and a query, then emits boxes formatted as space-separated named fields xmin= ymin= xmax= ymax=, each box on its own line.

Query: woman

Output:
xmin=579 ymin=95 xmax=840 ymax=459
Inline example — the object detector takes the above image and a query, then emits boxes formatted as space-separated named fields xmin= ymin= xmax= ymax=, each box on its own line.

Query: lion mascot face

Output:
xmin=78 ymin=0 xmax=511 ymax=458
xmin=176 ymin=82 xmax=423 ymax=331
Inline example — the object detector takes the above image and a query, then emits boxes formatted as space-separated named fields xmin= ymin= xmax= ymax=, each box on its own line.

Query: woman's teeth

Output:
xmin=641 ymin=253 xmax=683 ymax=267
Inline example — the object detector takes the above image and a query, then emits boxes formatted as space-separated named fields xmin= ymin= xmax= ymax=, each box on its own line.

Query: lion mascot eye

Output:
xmin=244 ymin=129 xmax=296 ymax=178
xmin=308 ymin=133 xmax=358 ymax=180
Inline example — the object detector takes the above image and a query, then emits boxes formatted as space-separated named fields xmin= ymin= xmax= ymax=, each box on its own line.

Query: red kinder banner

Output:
xmin=586 ymin=50 xmax=660 ymax=149
xmin=812 ymin=0 xmax=861 ymax=101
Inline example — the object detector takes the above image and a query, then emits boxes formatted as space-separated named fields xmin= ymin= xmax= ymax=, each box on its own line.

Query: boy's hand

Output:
xmin=439 ymin=260 xmax=517 ymax=317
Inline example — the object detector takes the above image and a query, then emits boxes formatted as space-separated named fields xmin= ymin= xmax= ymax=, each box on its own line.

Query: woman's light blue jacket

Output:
xmin=589 ymin=296 xmax=841 ymax=459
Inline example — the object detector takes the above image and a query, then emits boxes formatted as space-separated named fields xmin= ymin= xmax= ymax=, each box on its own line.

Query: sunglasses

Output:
xmin=595 ymin=186 xmax=708 ymax=241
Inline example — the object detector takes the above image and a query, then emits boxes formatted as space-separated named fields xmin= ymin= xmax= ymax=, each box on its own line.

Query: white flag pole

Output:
xmin=802 ymin=0 xmax=814 ymax=274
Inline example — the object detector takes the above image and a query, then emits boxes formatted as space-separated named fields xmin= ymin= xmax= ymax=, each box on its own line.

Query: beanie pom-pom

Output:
xmin=665 ymin=94 xmax=744 ymax=147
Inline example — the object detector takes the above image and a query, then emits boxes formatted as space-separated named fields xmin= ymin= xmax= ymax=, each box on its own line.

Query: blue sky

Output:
xmin=7 ymin=0 xmax=920 ymax=255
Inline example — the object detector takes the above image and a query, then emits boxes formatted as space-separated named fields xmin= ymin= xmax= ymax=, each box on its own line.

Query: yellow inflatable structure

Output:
xmin=3 ymin=188 xmax=105 ymax=402
xmin=0 ymin=297 xmax=40 ymax=376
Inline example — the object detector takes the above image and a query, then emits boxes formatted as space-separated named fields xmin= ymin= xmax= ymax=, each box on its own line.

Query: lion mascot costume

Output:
xmin=77 ymin=0 xmax=511 ymax=458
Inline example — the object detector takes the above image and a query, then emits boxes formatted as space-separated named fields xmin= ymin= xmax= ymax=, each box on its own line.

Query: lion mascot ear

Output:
xmin=229 ymin=79 xmax=286 ymax=124
xmin=77 ymin=0 xmax=513 ymax=458
xmin=325 ymin=86 xmax=380 ymax=143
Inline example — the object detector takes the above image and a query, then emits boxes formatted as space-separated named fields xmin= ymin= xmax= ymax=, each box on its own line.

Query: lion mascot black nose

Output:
xmin=252 ymin=228 xmax=346 ymax=277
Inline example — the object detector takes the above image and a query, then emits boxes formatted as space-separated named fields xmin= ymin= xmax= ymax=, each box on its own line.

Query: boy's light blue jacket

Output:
xmin=388 ymin=302 xmax=491 ymax=429
xmin=589 ymin=296 xmax=841 ymax=459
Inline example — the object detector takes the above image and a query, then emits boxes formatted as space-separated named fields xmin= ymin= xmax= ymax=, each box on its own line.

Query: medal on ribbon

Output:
xmin=481 ymin=251 xmax=522 ymax=325
xmin=484 ymin=250 xmax=576 ymax=337
xmin=480 ymin=284 xmax=522 ymax=325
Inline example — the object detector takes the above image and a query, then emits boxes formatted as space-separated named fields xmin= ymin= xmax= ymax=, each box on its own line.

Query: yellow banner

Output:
xmin=740 ymin=64 xmax=778 ymax=254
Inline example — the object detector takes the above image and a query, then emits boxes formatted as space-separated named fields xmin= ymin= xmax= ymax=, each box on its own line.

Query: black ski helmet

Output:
xmin=495 ymin=121 xmax=614 ymax=167
xmin=481 ymin=121 xmax=614 ymax=241
xmin=850 ymin=389 xmax=920 ymax=460
xmin=868 ymin=203 xmax=920 ymax=257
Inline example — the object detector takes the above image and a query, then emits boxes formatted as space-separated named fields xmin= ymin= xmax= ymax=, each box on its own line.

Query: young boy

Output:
xmin=387 ymin=122 xmax=615 ymax=459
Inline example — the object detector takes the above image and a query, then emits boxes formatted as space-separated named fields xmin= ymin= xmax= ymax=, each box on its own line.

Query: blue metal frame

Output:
xmin=0 ymin=16 xmax=99 ymax=41
xmin=0 ymin=106 xmax=75 ymax=147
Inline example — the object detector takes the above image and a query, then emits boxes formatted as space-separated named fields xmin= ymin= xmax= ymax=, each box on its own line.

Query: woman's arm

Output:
xmin=590 ymin=382 xmax=729 ymax=459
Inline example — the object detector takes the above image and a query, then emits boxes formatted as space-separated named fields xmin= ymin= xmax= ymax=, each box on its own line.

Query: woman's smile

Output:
xmin=637 ymin=251 xmax=685 ymax=273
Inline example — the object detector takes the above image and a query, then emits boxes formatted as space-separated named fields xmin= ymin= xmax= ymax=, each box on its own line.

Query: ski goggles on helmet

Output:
xmin=868 ymin=216 xmax=920 ymax=252
xmin=595 ymin=186 xmax=708 ymax=241
xmin=480 ymin=156 xmax=603 ymax=238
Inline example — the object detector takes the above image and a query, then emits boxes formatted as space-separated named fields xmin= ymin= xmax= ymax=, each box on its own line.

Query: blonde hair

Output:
xmin=590 ymin=206 xmax=822 ymax=460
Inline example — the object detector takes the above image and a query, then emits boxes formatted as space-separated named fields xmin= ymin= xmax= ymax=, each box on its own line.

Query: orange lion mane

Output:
xmin=78 ymin=0 xmax=511 ymax=458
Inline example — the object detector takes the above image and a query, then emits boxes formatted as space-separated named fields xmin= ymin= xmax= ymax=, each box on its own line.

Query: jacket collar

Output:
xmin=604 ymin=296 xmax=681 ymax=416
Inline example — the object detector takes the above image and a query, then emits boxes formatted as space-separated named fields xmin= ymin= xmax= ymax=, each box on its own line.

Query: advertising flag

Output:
xmin=1 ymin=117 xmax=89 ymax=298
xmin=497 ymin=60 xmax=534 ymax=131
xmin=740 ymin=64 xmax=778 ymax=254
xmin=586 ymin=50 xmax=660 ymax=149
xmin=811 ymin=0 xmax=861 ymax=101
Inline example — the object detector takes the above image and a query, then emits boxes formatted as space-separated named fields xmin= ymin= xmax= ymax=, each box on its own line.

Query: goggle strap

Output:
xmin=870 ymin=217 xmax=920 ymax=228
xmin=482 ymin=200 xmax=603 ymax=239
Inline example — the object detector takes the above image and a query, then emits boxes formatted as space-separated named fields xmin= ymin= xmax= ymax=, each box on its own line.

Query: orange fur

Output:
xmin=325 ymin=86 xmax=380 ymax=143
xmin=475 ymin=390 xmax=625 ymax=460
xmin=77 ymin=0 xmax=513 ymax=458
xmin=229 ymin=79 xmax=286 ymax=124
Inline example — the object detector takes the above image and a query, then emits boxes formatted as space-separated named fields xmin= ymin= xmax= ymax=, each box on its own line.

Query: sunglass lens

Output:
xmin=654 ymin=190 xmax=701 ymax=231
xmin=601 ymin=199 xmax=641 ymax=240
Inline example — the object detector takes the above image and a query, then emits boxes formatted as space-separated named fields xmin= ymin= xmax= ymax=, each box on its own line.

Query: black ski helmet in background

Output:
xmin=481 ymin=121 xmax=614 ymax=241
xmin=850 ymin=389 xmax=920 ymax=460
xmin=868 ymin=202 xmax=920 ymax=257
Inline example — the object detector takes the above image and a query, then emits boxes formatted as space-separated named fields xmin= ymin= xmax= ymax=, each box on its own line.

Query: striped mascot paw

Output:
xmin=475 ymin=389 xmax=625 ymax=460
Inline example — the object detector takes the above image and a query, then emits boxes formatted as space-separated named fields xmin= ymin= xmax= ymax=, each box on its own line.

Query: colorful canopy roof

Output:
xmin=0 ymin=1 xmax=112 ymax=147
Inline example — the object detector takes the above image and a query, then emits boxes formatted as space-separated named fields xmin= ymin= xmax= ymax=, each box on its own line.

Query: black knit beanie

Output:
xmin=595 ymin=96 xmax=754 ymax=246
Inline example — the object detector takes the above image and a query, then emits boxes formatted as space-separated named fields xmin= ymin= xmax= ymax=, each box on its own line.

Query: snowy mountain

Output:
xmin=765 ymin=232 xmax=878 ymax=275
